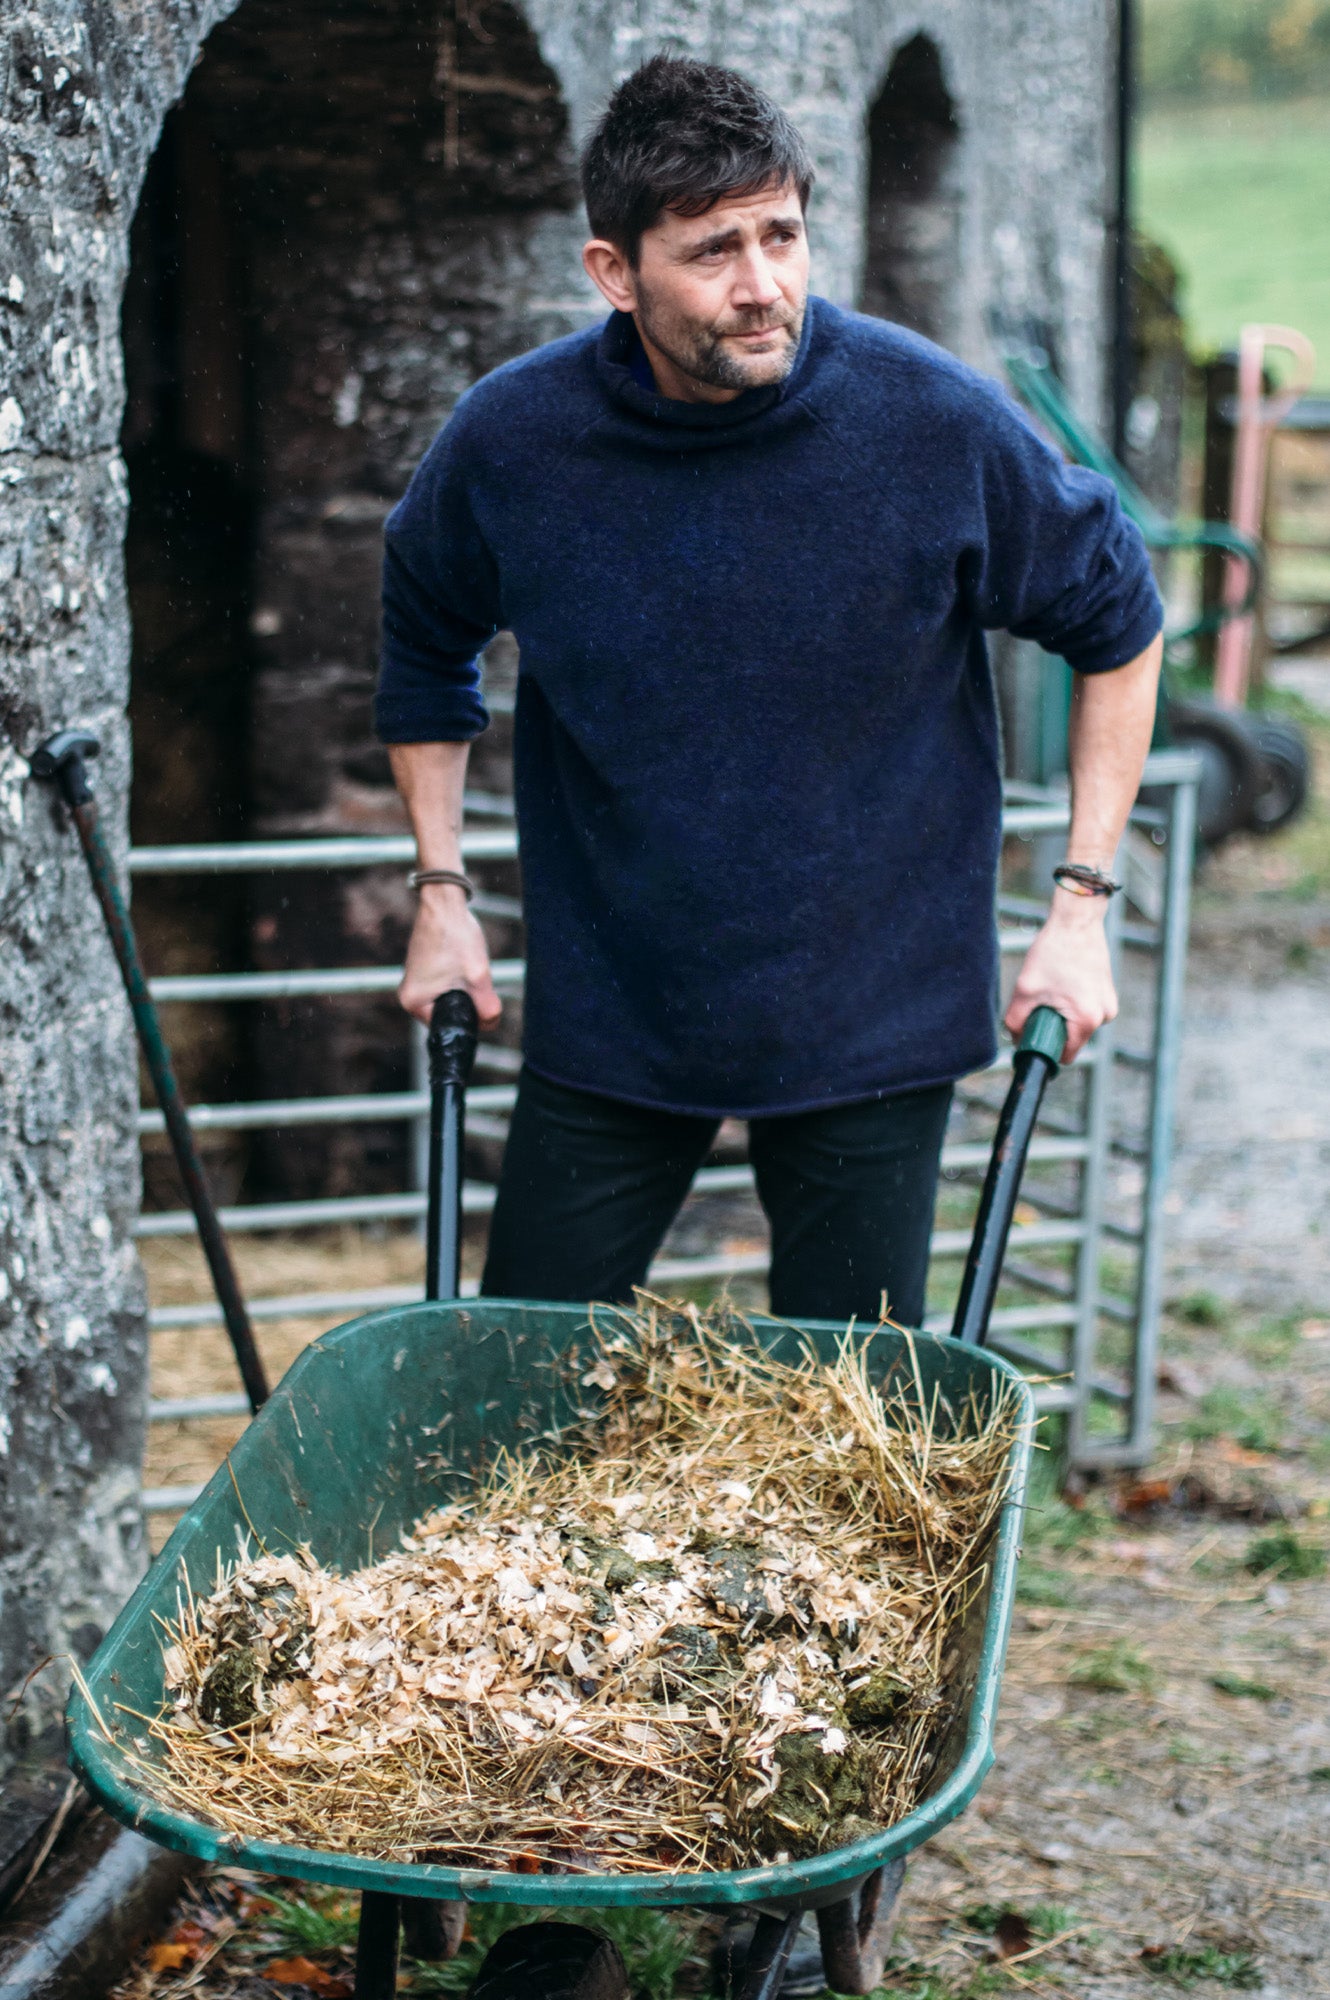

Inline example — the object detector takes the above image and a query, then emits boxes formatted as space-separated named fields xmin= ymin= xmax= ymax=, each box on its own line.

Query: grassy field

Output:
xmin=1136 ymin=93 xmax=1330 ymax=376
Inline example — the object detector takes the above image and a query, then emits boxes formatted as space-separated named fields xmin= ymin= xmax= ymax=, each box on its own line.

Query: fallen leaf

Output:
xmin=1214 ymin=1439 xmax=1272 ymax=1468
xmin=1116 ymin=1479 xmax=1175 ymax=1515
xmin=148 ymin=1943 xmax=195 ymax=1973
xmin=265 ymin=1956 xmax=352 ymax=1995
xmin=995 ymin=1911 xmax=1035 ymax=1959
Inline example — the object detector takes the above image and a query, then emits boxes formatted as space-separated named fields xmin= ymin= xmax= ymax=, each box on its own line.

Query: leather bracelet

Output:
xmin=408 ymin=867 xmax=475 ymax=899
xmin=1052 ymin=862 xmax=1121 ymax=899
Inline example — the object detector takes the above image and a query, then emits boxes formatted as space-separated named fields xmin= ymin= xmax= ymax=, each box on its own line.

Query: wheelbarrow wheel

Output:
xmin=815 ymin=1860 xmax=907 ymax=1995
xmin=1248 ymin=716 xmax=1310 ymax=834
xmin=1163 ymin=698 xmax=1262 ymax=848
xmin=467 ymin=1920 xmax=629 ymax=2000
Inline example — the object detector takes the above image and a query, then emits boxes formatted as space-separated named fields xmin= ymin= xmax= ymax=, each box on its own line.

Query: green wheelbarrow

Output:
xmin=68 ymin=999 xmax=1066 ymax=2000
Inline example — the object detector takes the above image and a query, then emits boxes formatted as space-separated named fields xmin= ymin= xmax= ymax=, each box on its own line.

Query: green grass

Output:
xmin=1068 ymin=1641 xmax=1158 ymax=1694
xmin=254 ymin=1896 xmax=701 ymax=2000
xmin=963 ymin=1902 xmax=1076 ymax=1940
xmin=1241 ymin=1314 xmax=1303 ymax=1365
xmin=1016 ymin=1562 xmax=1081 ymax=1607
xmin=1137 ymin=94 xmax=1330 ymax=370
xmin=1141 ymin=0 xmax=1330 ymax=103
xmin=1210 ymin=1669 xmax=1279 ymax=1700
xmin=257 ymin=1892 xmax=360 ymax=1954
xmin=1246 ymin=1524 xmax=1328 ymax=1578
xmin=1143 ymin=1942 xmax=1263 ymax=1987
xmin=1171 ymin=1289 xmax=1231 ymax=1329
xmin=1020 ymin=1451 xmax=1108 ymax=1555
xmin=1181 ymin=1385 xmax=1284 ymax=1453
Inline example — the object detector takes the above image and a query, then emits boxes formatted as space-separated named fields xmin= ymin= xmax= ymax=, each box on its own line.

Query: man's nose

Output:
xmin=731 ymin=246 xmax=783 ymax=309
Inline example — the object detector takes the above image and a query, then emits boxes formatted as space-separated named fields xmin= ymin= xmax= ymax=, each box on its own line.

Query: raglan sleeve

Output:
xmin=960 ymin=384 xmax=1164 ymax=675
xmin=374 ymin=398 xmax=502 ymax=743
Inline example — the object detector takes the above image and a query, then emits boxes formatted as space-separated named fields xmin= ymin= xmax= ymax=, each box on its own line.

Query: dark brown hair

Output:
xmin=581 ymin=54 xmax=814 ymax=265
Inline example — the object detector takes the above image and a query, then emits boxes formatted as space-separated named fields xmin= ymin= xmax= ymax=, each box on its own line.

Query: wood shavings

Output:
xmin=142 ymin=1296 xmax=1023 ymax=1875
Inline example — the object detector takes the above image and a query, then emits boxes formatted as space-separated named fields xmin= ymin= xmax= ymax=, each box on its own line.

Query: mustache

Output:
xmin=714 ymin=308 xmax=798 ymax=338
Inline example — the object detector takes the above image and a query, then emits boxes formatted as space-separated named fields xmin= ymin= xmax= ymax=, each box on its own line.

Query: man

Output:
xmin=376 ymin=55 xmax=1163 ymax=1326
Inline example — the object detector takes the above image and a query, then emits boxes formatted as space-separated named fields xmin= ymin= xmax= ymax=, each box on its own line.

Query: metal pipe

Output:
xmin=137 ymin=1084 xmax=516 ymax=1134
xmin=137 ymin=930 xmax=1042 ymax=1004
xmin=128 ymin=828 xmax=517 ymax=873
xmin=1066 ymin=890 xmax=1121 ymax=1461
xmin=126 ymin=808 xmax=1067 ymax=878
xmin=141 ymin=1219 xmax=1086 ymax=1338
xmin=146 ymin=961 xmax=524 ymax=1003
xmin=1123 ymin=753 xmax=1198 ymax=1460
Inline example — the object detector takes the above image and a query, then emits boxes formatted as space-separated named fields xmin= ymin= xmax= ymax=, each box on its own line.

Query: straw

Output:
xmin=134 ymin=1296 xmax=1022 ymax=1875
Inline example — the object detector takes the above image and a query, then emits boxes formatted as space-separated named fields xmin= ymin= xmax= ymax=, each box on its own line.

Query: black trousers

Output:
xmin=481 ymin=1067 xmax=953 ymax=1326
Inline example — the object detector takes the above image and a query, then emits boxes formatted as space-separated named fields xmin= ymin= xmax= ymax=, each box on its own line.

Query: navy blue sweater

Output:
xmin=377 ymin=300 xmax=1162 ymax=1117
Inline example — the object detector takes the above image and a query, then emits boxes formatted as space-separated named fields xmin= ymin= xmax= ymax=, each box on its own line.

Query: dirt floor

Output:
xmin=119 ymin=706 xmax=1330 ymax=1999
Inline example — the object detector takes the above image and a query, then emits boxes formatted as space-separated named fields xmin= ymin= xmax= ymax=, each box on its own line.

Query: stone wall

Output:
xmin=0 ymin=0 xmax=1119 ymax=1759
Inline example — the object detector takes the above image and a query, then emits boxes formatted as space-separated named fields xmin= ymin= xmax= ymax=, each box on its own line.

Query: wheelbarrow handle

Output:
xmin=425 ymin=990 xmax=480 ymax=1302
xmin=950 ymin=1006 xmax=1067 ymax=1348
xmin=31 ymin=730 xmax=271 ymax=1412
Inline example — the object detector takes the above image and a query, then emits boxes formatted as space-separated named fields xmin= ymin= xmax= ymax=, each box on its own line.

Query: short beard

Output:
xmin=636 ymin=291 xmax=804 ymax=393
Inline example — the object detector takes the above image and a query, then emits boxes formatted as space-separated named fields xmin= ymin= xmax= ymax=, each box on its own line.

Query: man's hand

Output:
xmin=1005 ymin=895 xmax=1116 ymax=1061
xmin=399 ymin=884 xmax=502 ymax=1029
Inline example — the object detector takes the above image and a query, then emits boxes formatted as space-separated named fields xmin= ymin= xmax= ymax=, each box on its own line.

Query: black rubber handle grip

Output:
xmin=950 ymin=1007 xmax=1067 ymax=1348
xmin=425 ymin=990 xmax=480 ymax=1303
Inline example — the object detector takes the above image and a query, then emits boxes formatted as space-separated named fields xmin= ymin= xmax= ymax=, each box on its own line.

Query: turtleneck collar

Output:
xmin=594 ymin=300 xmax=818 ymax=444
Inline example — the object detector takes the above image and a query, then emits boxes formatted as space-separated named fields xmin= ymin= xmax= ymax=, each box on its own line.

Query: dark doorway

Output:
xmin=122 ymin=106 xmax=256 ymax=1204
xmin=122 ymin=0 xmax=579 ymax=1199
xmin=860 ymin=35 xmax=962 ymax=350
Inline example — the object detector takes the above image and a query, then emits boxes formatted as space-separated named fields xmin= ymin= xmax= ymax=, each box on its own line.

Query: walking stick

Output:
xmin=31 ymin=729 xmax=269 ymax=1413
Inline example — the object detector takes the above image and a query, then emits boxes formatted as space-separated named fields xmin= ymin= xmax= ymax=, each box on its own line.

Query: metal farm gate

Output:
xmin=133 ymin=743 xmax=1199 ymax=1517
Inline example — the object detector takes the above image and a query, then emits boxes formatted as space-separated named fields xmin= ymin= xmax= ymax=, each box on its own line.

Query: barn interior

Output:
xmin=121 ymin=0 xmax=581 ymax=1201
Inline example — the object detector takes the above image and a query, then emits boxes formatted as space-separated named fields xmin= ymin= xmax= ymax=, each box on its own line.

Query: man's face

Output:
xmin=584 ymin=181 xmax=809 ymax=402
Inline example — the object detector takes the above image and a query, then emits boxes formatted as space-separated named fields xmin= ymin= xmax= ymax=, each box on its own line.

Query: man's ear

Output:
xmin=582 ymin=238 xmax=638 ymax=313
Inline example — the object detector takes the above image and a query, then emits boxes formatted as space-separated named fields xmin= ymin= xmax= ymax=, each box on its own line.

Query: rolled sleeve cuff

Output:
xmin=1060 ymin=571 xmax=1165 ymax=676
xmin=373 ymin=653 xmax=490 ymax=744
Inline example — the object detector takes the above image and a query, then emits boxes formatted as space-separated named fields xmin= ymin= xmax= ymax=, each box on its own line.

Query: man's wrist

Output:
xmin=416 ymin=878 xmax=473 ymax=912
xmin=1047 ymin=884 xmax=1109 ymax=927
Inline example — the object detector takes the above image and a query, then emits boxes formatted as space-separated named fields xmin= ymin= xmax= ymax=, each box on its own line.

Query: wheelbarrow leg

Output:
xmin=354 ymin=1891 xmax=401 ymax=2000
xmin=815 ymin=1860 xmax=906 ymax=1994
xmin=732 ymin=1910 xmax=803 ymax=2000
xmin=401 ymin=1897 xmax=466 ymax=1961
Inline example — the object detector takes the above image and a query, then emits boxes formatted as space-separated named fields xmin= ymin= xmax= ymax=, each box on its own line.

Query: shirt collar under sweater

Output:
xmin=594 ymin=300 xmax=820 ymax=448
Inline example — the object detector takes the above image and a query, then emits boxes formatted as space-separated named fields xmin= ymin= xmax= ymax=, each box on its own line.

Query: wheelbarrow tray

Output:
xmin=68 ymin=1299 xmax=1033 ymax=1913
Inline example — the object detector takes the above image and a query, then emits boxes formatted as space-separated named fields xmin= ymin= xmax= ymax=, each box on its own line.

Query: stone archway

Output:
xmin=860 ymin=33 xmax=962 ymax=352
xmin=121 ymin=0 xmax=586 ymax=1200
